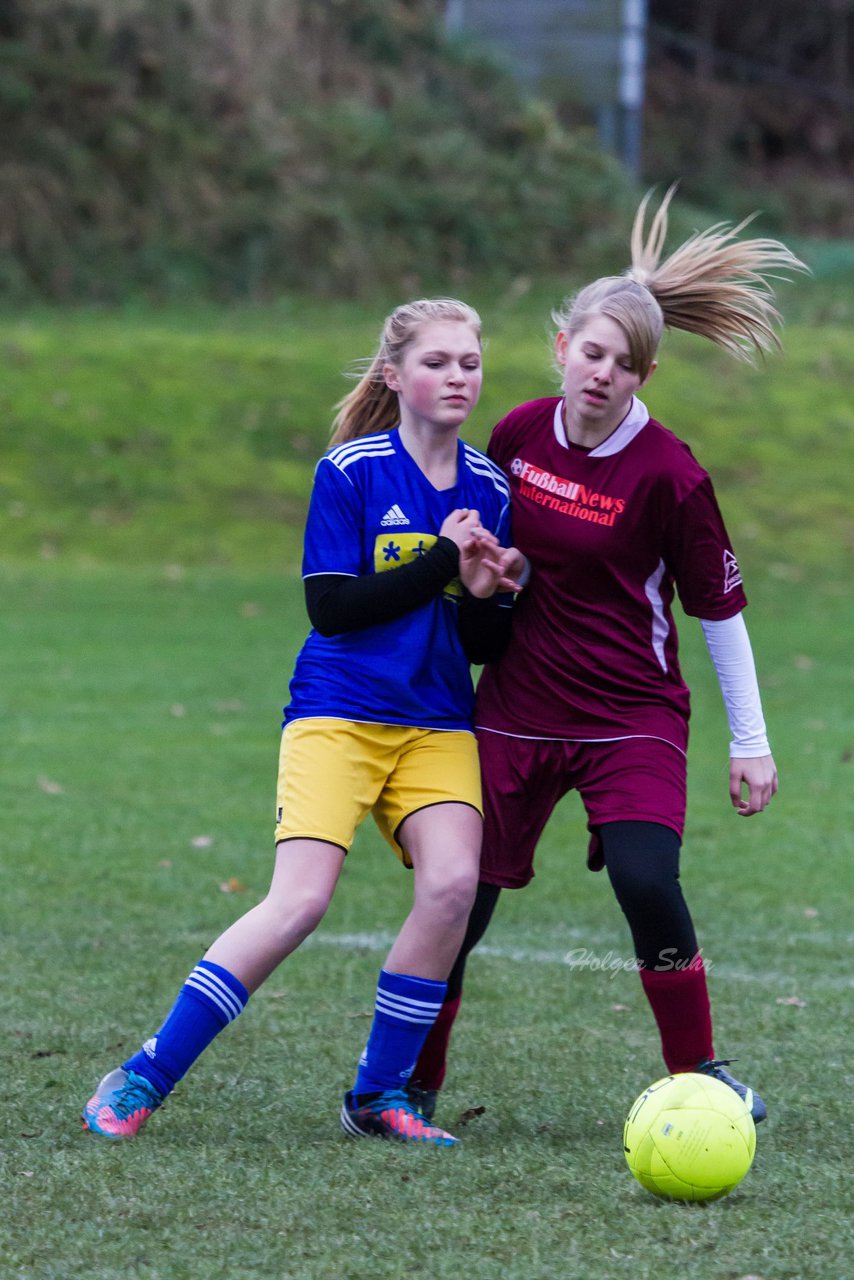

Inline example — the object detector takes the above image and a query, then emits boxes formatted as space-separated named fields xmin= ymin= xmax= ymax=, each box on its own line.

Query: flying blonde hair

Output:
xmin=553 ymin=184 xmax=809 ymax=377
xmin=330 ymin=298 xmax=482 ymax=445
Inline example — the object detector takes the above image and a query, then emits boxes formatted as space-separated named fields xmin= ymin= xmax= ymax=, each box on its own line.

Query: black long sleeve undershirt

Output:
xmin=303 ymin=535 xmax=514 ymax=665
xmin=457 ymin=591 xmax=513 ymax=665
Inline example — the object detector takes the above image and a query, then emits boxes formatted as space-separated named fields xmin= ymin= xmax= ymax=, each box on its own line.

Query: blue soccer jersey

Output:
xmin=284 ymin=430 xmax=512 ymax=731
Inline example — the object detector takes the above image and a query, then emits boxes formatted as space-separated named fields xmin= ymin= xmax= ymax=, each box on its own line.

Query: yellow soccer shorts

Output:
xmin=274 ymin=718 xmax=483 ymax=865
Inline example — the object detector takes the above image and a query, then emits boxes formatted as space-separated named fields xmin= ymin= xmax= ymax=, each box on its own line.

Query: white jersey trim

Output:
xmin=323 ymin=432 xmax=397 ymax=477
xmin=463 ymin=442 xmax=512 ymax=499
xmin=644 ymin=559 xmax=670 ymax=673
xmin=475 ymin=725 xmax=687 ymax=757
xmin=552 ymin=395 xmax=651 ymax=456
xmin=302 ymin=570 xmax=357 ymax=580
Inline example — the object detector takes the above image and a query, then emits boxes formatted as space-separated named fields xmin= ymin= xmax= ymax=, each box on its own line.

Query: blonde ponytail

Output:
xmin=553 ymin=185 xmax=809 ymax=377
xmin=329 ymin=364 xmax=399 ymax=446
xmin=628 ymin=183 xmax=809 ymax=362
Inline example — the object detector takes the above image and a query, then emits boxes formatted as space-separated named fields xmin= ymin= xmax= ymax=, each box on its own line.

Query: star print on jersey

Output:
xmin=373 ymin=531 xmax=463 ymax=598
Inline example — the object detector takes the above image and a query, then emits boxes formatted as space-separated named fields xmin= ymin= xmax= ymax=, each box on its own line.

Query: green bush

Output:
xmin=0 ymin=0 xmax=634 ymax=301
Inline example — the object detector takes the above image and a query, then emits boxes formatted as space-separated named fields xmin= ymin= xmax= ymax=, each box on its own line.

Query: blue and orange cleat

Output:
xmin=82 ymin=1067 xmax=164 ymax=1140
xmin=697 ymin=1057 xmax=767 ymax=1124
xmin=340 ymin=1088 xmax=458 ymax=1145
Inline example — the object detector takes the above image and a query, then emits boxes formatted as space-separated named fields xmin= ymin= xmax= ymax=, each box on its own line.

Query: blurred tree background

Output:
xmin=2 ymin=0 xmax=851 ymax=304
xmin=644 ymin=0 xmax=854 ymax=233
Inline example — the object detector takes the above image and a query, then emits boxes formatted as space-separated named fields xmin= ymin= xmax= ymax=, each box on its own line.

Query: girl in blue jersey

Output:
xmin=82 ymin=298 xmax=524 ymax=1146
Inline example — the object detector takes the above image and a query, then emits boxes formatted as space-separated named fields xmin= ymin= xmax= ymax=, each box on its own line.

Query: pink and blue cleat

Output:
xmin=340 ymin=1088 xmax=458 ymax=1145
xmin=82 ymin=1067 xmax=164 ymax=1139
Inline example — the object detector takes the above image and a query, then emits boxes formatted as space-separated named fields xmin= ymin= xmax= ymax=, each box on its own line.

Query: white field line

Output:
xmin=303 ymin=930 xmax=854 ymax=991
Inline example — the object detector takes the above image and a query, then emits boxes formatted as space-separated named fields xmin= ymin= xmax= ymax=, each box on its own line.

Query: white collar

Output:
xmin=552 ymin=395 xmax=650 ymax=457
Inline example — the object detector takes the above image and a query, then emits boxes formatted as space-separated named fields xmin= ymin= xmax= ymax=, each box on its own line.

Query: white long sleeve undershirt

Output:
xmin=700 ymin=614 xmax=771 ymax=758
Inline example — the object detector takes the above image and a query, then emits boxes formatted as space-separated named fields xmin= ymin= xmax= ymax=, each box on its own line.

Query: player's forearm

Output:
xmin=304 ymin=537 xmax=460 ymax=636
xmin=458 ymin=592 xmax=514 ymax=665
xmin=700 ymin=614 xmax=770 ymax=757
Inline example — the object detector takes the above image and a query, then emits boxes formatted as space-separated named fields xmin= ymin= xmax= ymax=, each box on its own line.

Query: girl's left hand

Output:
xmin=729 ymin=754 xmax=778 ymax=816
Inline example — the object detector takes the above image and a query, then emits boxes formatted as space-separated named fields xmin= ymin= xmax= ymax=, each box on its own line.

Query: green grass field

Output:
xmin=2 ymin=260 xmax=853 ymax=576
xmin=1 ymin=288 xmax=852 ymax=1279
xmin=2 ymin=562 xmax=851 ymax=1280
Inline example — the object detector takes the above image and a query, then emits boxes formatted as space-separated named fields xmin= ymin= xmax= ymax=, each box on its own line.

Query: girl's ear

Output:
xmin=639 ymin=359 xmax=658 ymax=389
xmin=554 ymin=330 xmax=569 ymax=366
xmin=383 ymin=362 xmax=400 ymax=392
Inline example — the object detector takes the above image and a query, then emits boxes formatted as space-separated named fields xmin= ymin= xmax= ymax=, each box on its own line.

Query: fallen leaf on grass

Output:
xmin=37 ymin=776 xmax=64 ymax=795
xmin=219 ymin=877 xmax=248 ymax=894
xmin=457 ymin=1106 xmax=486 ymax=1126
xmin=776 ymin=995 xmax=807 ymax=1007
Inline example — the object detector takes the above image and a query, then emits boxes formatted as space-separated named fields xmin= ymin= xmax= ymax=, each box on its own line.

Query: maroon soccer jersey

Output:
xmin=476 ymin=396 xmax=748 ymax=753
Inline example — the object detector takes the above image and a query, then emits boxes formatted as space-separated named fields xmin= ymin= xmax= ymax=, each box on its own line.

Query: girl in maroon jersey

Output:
xmin=407 ymin=188 xmax=807 ymax=1125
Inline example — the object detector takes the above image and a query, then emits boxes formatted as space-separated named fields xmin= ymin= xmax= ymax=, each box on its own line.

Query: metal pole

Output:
xmin=446 ymin=0 xmax=465 ymax=33
xmin=619 ymin=0 xmax=647 ymax=177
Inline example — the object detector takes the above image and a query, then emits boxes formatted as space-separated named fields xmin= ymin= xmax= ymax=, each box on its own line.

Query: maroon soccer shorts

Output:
xmin=476 ymin=730 xmax=688 ymax=888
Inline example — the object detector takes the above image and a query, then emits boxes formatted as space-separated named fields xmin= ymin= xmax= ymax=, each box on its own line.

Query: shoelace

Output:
xmin=700 ymin=1057 xmax=737 ymax=1072
xmin=368 ymin=1091 xmax=445 ymax=1135
xmin=113 ymin=1076 xmax=160 ymax=1117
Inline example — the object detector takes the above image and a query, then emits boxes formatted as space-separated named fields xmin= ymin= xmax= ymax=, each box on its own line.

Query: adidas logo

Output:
xmin=380 ymin=504 xmax=410 ymax=526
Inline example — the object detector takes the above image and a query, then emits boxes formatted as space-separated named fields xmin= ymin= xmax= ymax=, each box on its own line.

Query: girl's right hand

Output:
xmin=440 ymin=508 xmax=482 ymax=549
xmin=729 ymin=753 xmax=779 ymax=816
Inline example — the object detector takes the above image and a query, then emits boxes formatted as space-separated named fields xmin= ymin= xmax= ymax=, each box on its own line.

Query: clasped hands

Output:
xmin=440 ymin=508 xmax=527 ymax=598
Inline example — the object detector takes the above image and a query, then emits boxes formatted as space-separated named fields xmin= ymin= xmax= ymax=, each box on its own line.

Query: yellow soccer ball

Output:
xmin=623 ymin=1073 xmax=756 ymax=1201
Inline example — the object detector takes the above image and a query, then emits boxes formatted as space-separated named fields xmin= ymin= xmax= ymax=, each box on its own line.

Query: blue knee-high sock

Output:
xmin=353 ymin=969 xmax=447 ymax=1098
xmin=123 ymin=960 xmax=249 ymax=1097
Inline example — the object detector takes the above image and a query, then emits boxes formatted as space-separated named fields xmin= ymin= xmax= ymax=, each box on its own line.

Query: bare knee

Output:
xmin=262 ymin=884 xmax=331 ymax=947
xmin=415 ymin=865 xmax=478 ymax=925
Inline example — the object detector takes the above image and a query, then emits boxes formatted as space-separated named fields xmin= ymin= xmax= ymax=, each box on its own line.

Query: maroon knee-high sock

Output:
xmin=410 ymin=993 xmax=462 ymax=1091
xmin=639 ymin=955 xmax=713 ymax=1074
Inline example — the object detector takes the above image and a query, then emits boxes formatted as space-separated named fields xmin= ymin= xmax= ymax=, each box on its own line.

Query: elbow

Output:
xmin=308 ymin=610 xmax=342 ymax=638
